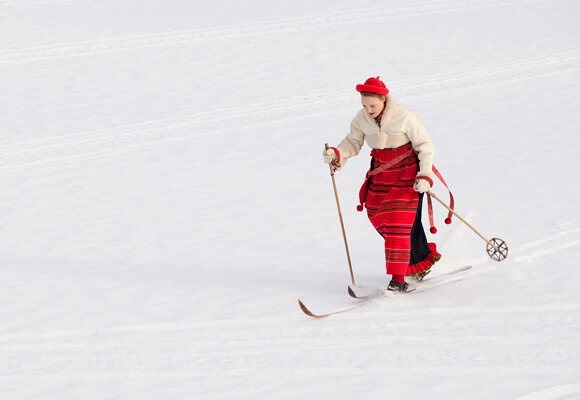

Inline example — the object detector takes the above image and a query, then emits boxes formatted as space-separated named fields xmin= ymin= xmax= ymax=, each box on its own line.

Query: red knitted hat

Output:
xmin=356 ymin=76 xmax=389 ymax=95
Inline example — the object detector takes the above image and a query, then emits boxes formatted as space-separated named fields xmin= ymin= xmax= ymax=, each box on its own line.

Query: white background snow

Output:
xmin=1 ymin=0 xmax=579 ymax=399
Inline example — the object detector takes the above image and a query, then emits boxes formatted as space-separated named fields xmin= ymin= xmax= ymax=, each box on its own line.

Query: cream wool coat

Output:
xmin=336 ymin=96 xmax=434 ymax=179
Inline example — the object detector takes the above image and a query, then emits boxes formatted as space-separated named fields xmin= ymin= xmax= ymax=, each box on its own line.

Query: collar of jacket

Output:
xmin=367 ymin=95 xmax=399 ymax=129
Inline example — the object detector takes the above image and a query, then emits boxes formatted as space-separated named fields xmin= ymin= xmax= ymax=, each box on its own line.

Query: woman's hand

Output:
xmin=414 ymin=175 xmax=433 ymax=193
xmin=322 ymin=147 xmax=340 ymax=164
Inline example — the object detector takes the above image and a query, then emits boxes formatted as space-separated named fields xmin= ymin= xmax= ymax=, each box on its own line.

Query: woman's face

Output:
xmin=361 ymin=95 xmax=386 ymax=118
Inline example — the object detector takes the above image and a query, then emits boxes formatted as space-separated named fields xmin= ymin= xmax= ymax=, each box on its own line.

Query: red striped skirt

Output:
xmin=362 ymin=143 xmax=440 ymax=276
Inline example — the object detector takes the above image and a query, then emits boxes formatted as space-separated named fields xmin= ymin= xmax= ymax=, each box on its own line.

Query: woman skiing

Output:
xmin=323 ymin=76 xmax=441 ymax=292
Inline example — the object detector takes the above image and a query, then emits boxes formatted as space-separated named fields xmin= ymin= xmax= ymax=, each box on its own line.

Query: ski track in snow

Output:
xmin=1 ymin=1 xmax=579 ymax=398
xmin=0 ymin=50 xmax=577 ymax=171
xmin=513 ymin=227 xmax=580 ymax=263
xmin=0 ymin=0 xmax=548 ymax=63
xmin=1 ymin=300 xmax=578 ymax=343
xmin=512 ymin=382 xmax=580 ymax=400
xmin=0 ymin=303 xmax=578 ymax=380
xmin=0 ymin=0 xmax=79 ymax=5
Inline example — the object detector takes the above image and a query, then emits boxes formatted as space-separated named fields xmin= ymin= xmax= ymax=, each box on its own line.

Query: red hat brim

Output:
xmin=355 ymin=84 xmax=389 ymax=95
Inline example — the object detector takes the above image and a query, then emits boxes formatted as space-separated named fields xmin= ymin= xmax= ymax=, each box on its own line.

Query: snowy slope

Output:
xmin=1 ymin=0 xmax=579 ymax=399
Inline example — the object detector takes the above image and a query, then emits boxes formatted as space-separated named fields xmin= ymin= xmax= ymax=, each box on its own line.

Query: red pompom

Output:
xmin=445 ymin=217 xmax=452 ymax=225
xmin=356 ymin=205 xmax=364 ymax=212
xmin=430 ymin=227 xmax=438 ymax=234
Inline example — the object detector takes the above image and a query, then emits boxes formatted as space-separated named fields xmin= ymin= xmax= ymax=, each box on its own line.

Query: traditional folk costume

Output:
xmin=327 ymin=77 xmax=442 ymax=290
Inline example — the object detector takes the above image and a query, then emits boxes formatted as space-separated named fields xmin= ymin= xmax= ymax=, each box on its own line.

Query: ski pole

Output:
xmin=427 ymin=190 xmax=508 ymax=261
xmin=325 ymin=144 xmax=356 ymax=285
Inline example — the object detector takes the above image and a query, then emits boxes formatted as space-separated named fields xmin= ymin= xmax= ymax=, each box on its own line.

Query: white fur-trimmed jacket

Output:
xmin=335 ymin=96 xmax=434 ymax=179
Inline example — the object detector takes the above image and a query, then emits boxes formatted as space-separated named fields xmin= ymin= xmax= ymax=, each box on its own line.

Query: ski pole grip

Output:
xmin=324 ymin=143 xmax=337 ymax=175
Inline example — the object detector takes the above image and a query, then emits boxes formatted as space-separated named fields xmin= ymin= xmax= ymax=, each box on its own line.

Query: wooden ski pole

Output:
xmin=428 ymin=191 xmax=489 ymax=243
xmin=427 ymin=190 xmax=508 ymax=261
xmin=325 ymin=144 xmax=356 ymax=285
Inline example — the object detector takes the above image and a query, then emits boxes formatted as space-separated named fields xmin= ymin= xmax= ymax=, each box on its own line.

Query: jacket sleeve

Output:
xmin=406 ymin=112 xmax=434 ymax=179
xmin=336 ymin=115 xmax=365 ymax=162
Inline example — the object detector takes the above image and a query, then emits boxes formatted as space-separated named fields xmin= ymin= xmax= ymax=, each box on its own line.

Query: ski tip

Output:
xmin=298 ymin=299 xmax=327 ymax=319
xmin=452 ymin=265 xmax=473 ymax=274
xmin=347 ymin=285 xmax=358 ymax=298
xmin=348 ymin=285 xmax=374 ymax=300
xmin=298 ymin=299 xmax=314 ymax=316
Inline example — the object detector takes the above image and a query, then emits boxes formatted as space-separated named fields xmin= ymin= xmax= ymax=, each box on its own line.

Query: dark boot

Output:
xmin=387 ymin=280 xmax=409 ymax=292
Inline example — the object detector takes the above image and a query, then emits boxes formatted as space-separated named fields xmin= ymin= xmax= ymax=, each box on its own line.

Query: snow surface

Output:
xmin=1 ymin=0 xmax=579 ymax=399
